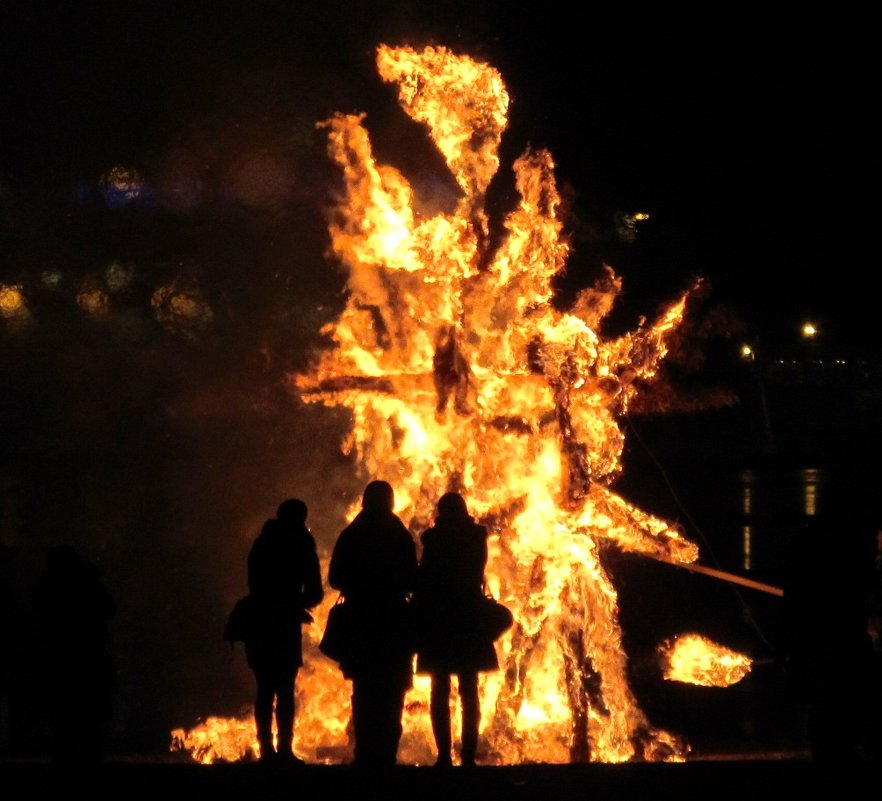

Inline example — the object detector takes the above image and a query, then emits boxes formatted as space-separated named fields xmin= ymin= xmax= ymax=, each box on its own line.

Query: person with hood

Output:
xmin=239 ymin=498 xmax=324 ymax=764
xmin=327 ymin=480 xmax=418 ymax=767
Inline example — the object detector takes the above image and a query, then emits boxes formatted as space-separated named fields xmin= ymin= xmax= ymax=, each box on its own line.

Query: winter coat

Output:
xmin=327 ymin=508 xmax=418 ymax=683
xmin=238 ymin=520 xmax=323 ymax=670
xmin=412 ymin=513 xmax=499 ymax=675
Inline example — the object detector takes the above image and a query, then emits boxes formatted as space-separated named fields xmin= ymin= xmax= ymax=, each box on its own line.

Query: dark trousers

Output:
xmin=350 ymin=673 xmax=407 ymax=766
xmin=430 ymin=672 xmax=479 ymax=764
xmin=252 ymin=665 xmax=297 ymax=756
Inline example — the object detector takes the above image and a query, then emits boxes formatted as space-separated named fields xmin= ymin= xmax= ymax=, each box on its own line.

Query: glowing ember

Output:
xmin=658 ymin=634 xmax=752 ymax=687
xmin=173 ymin=43 xmax=710 ymax=766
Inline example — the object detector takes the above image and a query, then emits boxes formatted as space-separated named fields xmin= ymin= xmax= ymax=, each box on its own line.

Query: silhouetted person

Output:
xmin=412 ymin=492 xmax=498 ymax=767
xmin=32 ymin=545 xmax=116 ymax=765
xmin=780 ymin=473 xmax=879 ymax=763
xmin=243 ymin=499 xmax=323 ymax=764
xmin=328 ymin=480 xmax=417 ymax=767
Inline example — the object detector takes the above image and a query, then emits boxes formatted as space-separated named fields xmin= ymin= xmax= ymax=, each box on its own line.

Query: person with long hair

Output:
xmin=412 ymin=492 xmax=499 ymax=767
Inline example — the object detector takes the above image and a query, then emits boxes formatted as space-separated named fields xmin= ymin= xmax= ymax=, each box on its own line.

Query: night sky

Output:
xmin=3 ymin=3 xmax=878 ymax=348
xmin=1 ymin=1 xmax=879 ymax=755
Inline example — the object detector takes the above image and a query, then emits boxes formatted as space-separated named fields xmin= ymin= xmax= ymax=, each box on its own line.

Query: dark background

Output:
xmin=3 ymin=2 xmax=877 ymax=348
xmin=1 ymin=1 xmax=878 ymax=756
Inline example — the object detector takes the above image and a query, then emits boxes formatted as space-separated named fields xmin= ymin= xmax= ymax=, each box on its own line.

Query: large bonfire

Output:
xmin=173 ymin=43 xmax=750 ymax=766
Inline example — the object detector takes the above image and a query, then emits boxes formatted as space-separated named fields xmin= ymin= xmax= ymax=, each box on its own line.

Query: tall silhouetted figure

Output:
xmin=243 ymin=498 xmax=324 ymax=764
xmin=412 ymin=492 xmax=498 ymax=767
xmin=780 ymin=471 xmax=879 ymax=763
xmin=33 ymin=545 xmax=116 ymax=765
xmin=328 ymin=480 xmax=417 ymax=767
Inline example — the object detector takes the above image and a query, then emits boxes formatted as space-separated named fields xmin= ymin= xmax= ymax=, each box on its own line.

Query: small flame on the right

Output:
xmin=658 ymin=634 xmax=752 ymax=687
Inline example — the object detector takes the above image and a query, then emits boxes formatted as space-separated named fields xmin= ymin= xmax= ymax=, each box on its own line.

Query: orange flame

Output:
xmin=172 ymin=43 xmax=711 ymax=766
xmin=658 ymin=634 xmax=752 ymax=687
xmin=170 ymin=713 xmax=259 ymax=764
xmin=292 ymin=43 xmax=701 ymax=764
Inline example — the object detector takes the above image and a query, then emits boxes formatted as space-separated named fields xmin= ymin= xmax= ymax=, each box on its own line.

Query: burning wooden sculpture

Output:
xmin=173 ymin=43 xmax=755 ymax=766
xmin=294 ymin=44 xmax=703 ymax=764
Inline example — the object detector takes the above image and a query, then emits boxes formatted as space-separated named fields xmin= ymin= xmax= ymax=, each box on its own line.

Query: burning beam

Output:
xmin=654 ymin=557 xmax=783 ymax=597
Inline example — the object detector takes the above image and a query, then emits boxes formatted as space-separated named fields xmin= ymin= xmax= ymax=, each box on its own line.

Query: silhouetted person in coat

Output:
xmin=328 ymin=480 xmax=418 ymax=767
xmin=33 ymin=545 xmax=116 ymax=765
xmin=780 ymin=473 xmax=879 ymax=764
xmin=244 ymin=498 xmax=324 ymax=764
xmin=412 ymin=492 xmax=498 ymax=767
